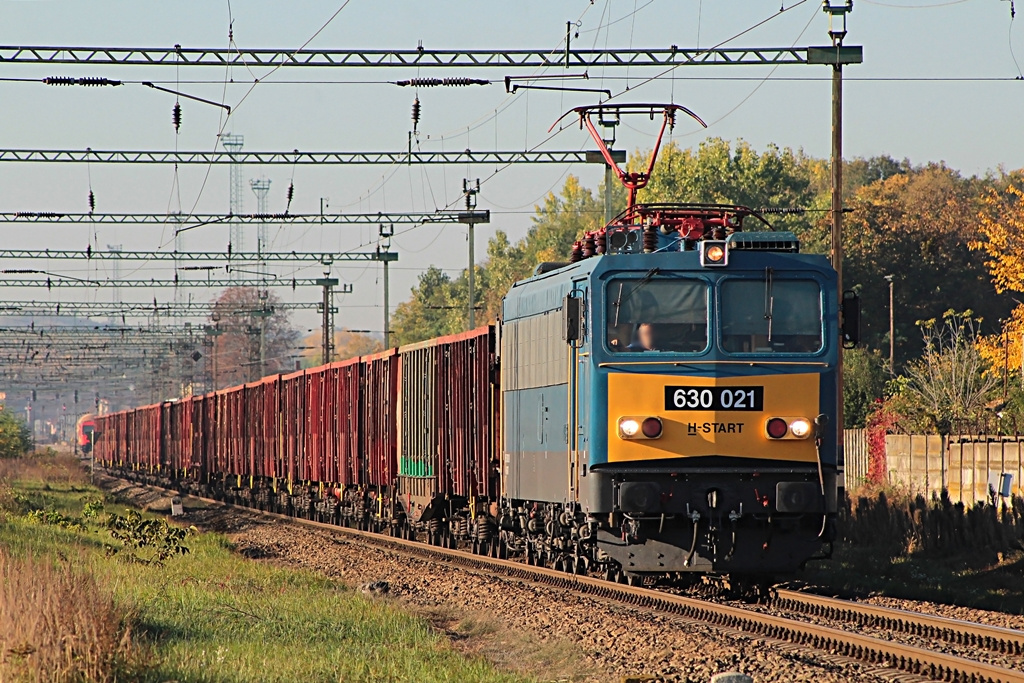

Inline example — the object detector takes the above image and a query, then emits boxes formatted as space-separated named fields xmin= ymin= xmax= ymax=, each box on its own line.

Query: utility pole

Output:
xmin=378 ymin=224 xmax=395 ymax=348
xmin=205 ymin=321 xmax=223 ymax=391
xmin=600 ymin=111 xmax=620 ymax=224
xmin=317 ymin=272 xmax=338 ymax=364
xmin=585 ymin=112 xmax=625 ymax=225
xmin=885 ymin=274 xmax=894 ymax=375
xmin=463 ymin=179 xmax=480 ymax=330
xmin=812 ymin=0 xmax=860 ymax=491
xmin=251 ymin=178 xmax=272 ymax=378
xmin=107 ymin=244 xmax=122 ymax=324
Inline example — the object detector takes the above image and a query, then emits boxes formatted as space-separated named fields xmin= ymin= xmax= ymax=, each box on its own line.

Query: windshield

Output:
xmin=606 ymin=276 xmax=708 ymax=353
xmin=720 ymin=277 xmax=822 ymax=353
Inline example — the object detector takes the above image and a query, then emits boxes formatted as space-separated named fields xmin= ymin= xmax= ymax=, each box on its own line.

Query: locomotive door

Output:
xmin=567 ymin=280 xmax=589 ymax=504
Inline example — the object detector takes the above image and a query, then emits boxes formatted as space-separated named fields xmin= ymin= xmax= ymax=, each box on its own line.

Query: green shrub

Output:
xmin=0 ymin=412 xmax=31 ymax=459
xmin=105 ymin=509 xmax=192 ymax=565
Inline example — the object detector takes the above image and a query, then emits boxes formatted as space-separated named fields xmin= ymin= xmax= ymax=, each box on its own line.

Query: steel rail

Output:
xmin=110 ymin=474 xmax=1024 ymax=683
xmin=774 ymin=589 xmax=1024 ymax=656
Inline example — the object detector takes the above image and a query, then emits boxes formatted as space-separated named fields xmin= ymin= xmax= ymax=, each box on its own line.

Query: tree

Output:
xmin=970 ymin=179 xmax=1024 ymax=382
xmin=390 ymin=176 xmax=603 ymax=345
xmin=843 ymin=165 xmax=1010 ymax=364
xmin=482 ymin=175 xmax=605 ymax=321
xmin=843 ymin=347 xmax=889 ymax=428
xmin=300 ymin=330 xmax=384 ymax=366
xmin=0 ymin=411 xmax=32 ymax=458
xmin=637 ymin=138 xmax=825 ymax=249
xmin=390 ymin=267 xmax=466 ymax=346
xmin=208 ymin=287 xmax=299 ymax=387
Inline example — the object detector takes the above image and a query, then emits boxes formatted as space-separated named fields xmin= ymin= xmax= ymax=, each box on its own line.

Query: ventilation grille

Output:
xmin=727 ymin=231 xmax=799 ymax=253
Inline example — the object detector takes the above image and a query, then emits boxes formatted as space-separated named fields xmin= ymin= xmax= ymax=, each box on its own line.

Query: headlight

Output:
xmin=699 ymin=240 xmax=729 ymax=267
xmin=618 ymin=417 xmax=663 ymax=440
xmin=764 ymin=416 xmax=814 ymax=440
xmin=618 ymin=418 xmax=640 ymax=437
xmin=789 ymin=418 xmax=812 ymax=439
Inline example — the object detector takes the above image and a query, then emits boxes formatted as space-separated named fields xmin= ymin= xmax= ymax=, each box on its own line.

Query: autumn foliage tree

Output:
xmin=843 ymin=165 xmax=1010 ymax=363
xmin=208 ymin=287 xmax=299 ymax=387
xmin=300 ymin=329 xmax=383 ymax=366
xmin=970 ymin=179 xmax=1024 ymax=378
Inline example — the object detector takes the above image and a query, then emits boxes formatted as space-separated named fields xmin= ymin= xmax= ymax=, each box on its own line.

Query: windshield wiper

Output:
xmin=764 ymin=267 xmax=775 ymax=343
xmin=612 ymin=267 xmax=661 ymax=326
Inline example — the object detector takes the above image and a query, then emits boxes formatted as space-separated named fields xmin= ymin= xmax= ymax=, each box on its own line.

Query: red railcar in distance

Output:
xmin=361 ymin=348 xmax=398 ymax=489
xmin=332 ymin=357 xmax=363 ymax=487
xmin=97 ymin=325 xmax=501 ymax=548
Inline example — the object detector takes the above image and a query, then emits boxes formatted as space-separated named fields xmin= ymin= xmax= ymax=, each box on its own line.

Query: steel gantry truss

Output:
xmin=0 ymin=45 xmax=830 ymax=68
xmin=0 ymin=277 xmax=355 ymax=289
xmin=0 ymin=211 xmax=488 ymax=226
xmin=0 ymin=248 xmax=392 ymax=264
xmin=0 ymin=300 xmax=325 ymax=317
xmin=0 ymin=149 xmax=593 ymax=165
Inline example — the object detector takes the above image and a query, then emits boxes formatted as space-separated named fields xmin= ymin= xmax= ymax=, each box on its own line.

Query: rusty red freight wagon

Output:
xmin=361 ymin=348 xmax=398 ymax=490
xmin=397 ymin=326 xmax=500 ymax=522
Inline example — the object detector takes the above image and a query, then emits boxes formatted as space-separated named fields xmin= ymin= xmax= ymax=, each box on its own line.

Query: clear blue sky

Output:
xmin=1 ymin=0 xmax=1021 ymax=335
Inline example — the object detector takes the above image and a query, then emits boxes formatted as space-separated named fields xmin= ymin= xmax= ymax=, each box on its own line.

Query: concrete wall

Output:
xmin=844 ymin=429 xmax=1023 ymax=504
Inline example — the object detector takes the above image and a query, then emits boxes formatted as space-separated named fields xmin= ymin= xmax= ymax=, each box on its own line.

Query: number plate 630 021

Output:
xmin=664 ymin=386 xmax=764 ymax=411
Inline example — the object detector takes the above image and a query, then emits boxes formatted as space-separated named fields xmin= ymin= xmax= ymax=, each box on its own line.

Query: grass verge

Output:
xmin=0 ymin=456 xmax=528 ymax=683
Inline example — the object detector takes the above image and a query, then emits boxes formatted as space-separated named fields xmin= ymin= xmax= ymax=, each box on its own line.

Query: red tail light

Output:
xmin=766 ymin=418 xmax=789 ymax=439
xmin=641 ymin=417 xmax=663 ymax=438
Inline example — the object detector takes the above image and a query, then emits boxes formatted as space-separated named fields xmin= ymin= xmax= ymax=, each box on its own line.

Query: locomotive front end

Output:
xmin=583 ymin=230 xmax=842 ymax=577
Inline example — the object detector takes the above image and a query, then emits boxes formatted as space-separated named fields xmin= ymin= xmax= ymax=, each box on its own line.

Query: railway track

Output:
xmin=112 ymin=476 xmax=1024 ymax=683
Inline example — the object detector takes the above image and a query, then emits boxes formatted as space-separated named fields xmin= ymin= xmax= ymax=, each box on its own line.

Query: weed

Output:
xmin=25 ymin=508 xmax=87 ymax=532
xmin=105 ymin=509 xmax=192 ymax=565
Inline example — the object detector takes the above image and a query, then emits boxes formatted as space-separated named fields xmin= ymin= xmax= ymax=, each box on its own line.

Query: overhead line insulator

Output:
xmin=411 ymin=97 xmax=421 ymax=133
xmin=172 ymin=102 xmax=182 ymax=133
xmin=43 ymin=76 xmax=122 ymax=87
xmin=395 ymin=77 xmax=490 ymax=87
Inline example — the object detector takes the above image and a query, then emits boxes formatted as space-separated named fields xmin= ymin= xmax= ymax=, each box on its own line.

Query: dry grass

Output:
xmin=0 ymin=552 xmax=136 ymax=683
xmin=0 ymin=454 xmax=89 ymax=488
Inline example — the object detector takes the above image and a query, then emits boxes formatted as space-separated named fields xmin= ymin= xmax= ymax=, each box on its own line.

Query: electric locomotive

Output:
xmin=496 ymin=105 xmax=857 ymax=579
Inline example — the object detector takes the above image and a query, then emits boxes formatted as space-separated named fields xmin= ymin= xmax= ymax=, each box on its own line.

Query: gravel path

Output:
xmin=99 ymin=477 xmax=915 ymax=683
